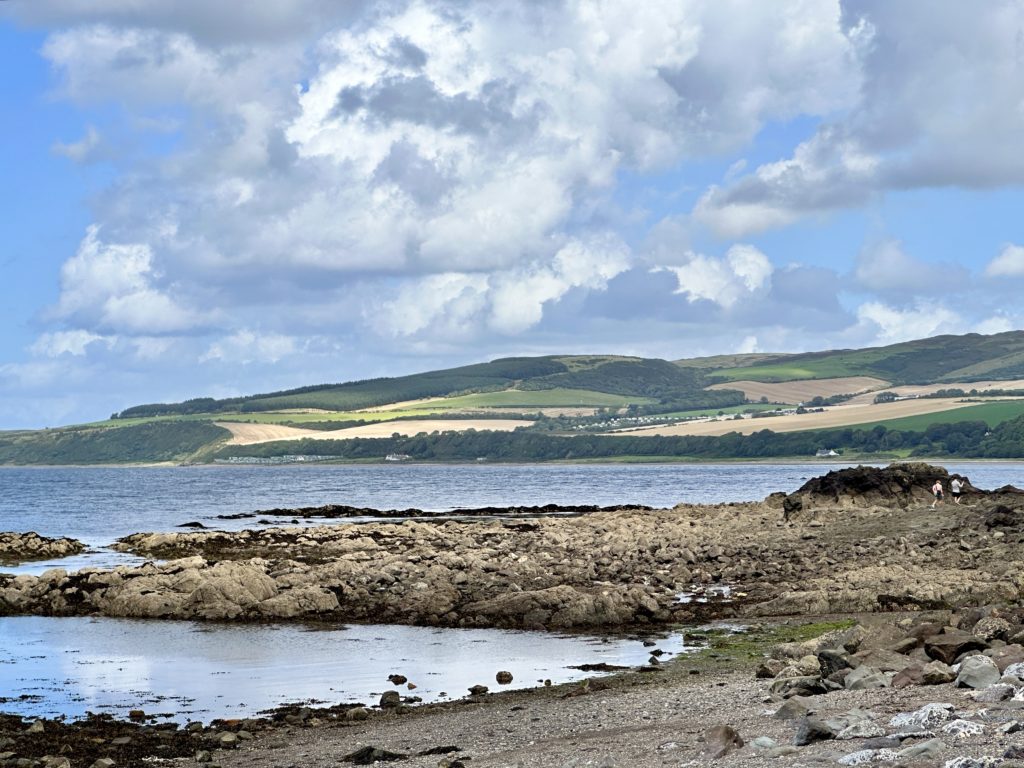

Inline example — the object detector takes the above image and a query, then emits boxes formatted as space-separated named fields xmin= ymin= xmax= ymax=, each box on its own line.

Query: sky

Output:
xmin=3 ymin=1 xmax=1024 ymax=429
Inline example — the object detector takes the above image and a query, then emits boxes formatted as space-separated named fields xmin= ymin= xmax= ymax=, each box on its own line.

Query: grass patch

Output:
xmin=671 ymin=619 xmax=858 ymax=671
xmin=710 ymin=361 xmax=870 ymax=382
xmin=422 ymin=388 xmax=652 ymax=409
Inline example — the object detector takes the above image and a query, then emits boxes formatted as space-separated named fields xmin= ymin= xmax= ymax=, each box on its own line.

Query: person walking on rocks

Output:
xmin=931 ymin=480 xmax=944 ymax=508
xmin=950 ymin=477 xmax=964 ymax=505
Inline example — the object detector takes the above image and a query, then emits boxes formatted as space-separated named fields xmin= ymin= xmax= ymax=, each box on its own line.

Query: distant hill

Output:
xmin=114 ymin=355 xmax=732 ymax=419
xmin=4 ymin=329 xmax=1024 ymax=466
xmin=702 ymin=331 xmax=1024 ymax=384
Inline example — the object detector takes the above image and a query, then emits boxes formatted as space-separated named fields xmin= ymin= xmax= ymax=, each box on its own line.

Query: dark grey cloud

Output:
xmin=1 ymin=0 xmax=371 ymax=45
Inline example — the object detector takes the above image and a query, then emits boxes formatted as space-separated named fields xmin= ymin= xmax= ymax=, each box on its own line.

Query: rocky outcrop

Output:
xmin=782 ymin=462 xmax=969 ymax=513
xmin=2 ymin=462 xmax=1023 ymax=629
xmin=0 ymin=532 xmax=85 ymax=564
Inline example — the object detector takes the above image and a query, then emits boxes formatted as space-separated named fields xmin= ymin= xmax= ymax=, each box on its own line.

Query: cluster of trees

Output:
xmin=220 ymin=415 xmax=1024 ymax=462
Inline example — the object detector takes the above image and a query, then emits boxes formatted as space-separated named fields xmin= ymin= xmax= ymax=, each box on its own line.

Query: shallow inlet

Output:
xmin=0 ymin=617 xmax=692 ymax=722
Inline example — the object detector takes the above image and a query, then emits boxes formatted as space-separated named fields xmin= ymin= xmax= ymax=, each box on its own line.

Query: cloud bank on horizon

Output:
xmin=2 ymin=0 xmax=1024 ymax=427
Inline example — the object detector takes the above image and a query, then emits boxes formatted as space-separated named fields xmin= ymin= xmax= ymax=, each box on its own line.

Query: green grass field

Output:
xmin=812 ymin=400 xmax=1024 ymax=432
xmin=419 ymin=388 xmax=652 ymax=409
xmin=710 ymin=360 xmax=876 ymax=382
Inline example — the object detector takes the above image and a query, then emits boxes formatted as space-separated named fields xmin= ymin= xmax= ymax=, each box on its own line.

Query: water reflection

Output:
xmin=0 ymin=617 xmax=692 ymax=722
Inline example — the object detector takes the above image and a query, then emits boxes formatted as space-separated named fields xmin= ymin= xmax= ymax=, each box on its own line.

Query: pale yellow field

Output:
xmin=845 ymin=378 xmax=1024 ymax=404
xmin=707 ymin=376 xmax=890 ymax=404
xmin=217 ymin=419 xmax=534 ymax=446
xmin=608 ymin=398 xmax=978 ymax=437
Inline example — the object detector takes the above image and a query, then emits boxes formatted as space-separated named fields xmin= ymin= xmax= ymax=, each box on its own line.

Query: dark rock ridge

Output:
xmin=1 ymin=462 xmax=1022 ymax=629
xmin=218 ymin=502 xmax=652 ymax=521
xmin=0 ymin=532 xmax=85 ymax=565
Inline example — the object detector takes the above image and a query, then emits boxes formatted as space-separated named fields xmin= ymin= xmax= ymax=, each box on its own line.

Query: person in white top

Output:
xmin=931 ymin=480 xmax=944 ymax=508
xmin=950 ymin=477 xmax=964 ymax=505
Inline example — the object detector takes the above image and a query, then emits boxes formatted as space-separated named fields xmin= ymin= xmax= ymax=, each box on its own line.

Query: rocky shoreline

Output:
xmin=2 ymin=462 xmax=1024 ymax=767
xmin=2 ymin=463 xmax=1022 ymax=628
xmin=0 ymin=532 xmax=84 ymax=565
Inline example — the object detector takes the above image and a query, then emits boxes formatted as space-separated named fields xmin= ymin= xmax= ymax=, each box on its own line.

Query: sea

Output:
xmin=1 ymin=460 xmax=1022 ymax=721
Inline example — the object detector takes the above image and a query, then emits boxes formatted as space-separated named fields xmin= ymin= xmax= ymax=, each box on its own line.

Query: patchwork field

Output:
xmin=707 ymin=376 xmax=889 ymax=404
xmin=218 ymin=418 xmax=534 ymax=446
xmin=608 ymin=397 xmax=986 ymax=437
xmin=845 ymin=378 xmax=1024 ymax=404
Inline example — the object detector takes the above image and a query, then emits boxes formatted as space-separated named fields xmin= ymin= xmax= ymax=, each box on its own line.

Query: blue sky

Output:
xmin=3 ymin=1 xmax=1024 ymax=429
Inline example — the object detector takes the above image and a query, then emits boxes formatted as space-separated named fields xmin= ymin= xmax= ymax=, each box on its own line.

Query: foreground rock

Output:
xmin=0 ymin=532 xmax=84 ymax=565
xmin=1 ymin=462 xmax=1022 ymax=628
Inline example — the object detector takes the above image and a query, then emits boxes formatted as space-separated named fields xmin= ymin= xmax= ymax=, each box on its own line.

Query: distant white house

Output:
xmin=385 ymin=453 xmax=412 ymax=462
xmin=815 ymin=448 xmax=840 ymax=457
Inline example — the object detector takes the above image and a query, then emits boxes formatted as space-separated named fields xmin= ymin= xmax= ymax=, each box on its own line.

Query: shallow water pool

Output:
xmin=0 ymin=617 xmax=692 ymax=722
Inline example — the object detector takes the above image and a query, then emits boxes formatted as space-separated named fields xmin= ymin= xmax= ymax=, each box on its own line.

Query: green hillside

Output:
xmin=705 ymin=331 xmax=1024 ymax=384
xmin=114 ymin=355 xmax=731 ymax=418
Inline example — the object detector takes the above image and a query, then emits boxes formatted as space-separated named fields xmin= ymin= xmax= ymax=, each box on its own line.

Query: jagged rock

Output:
xmin=987 ymin=644 xmax=1024 ymax=672
xmin=756 ymin=659 xmax=786 ymax=678
xmin=897 ymin=738 xmax=945 ymax=759
xmin=794 ymin=717 xmax=836 ymax=746
xmin=941 ymin=719 xmax=985 ymax=738
xmin=343 ymin=746 xmax=408 ymax=764
xmin=972 ymin=683 xmax=1016 ymax=702
xmin=749 ymin=736 xmax=777 ymax=751
xmin=770 ymin=675 xmax=828 ymax=698
xmin=922 ymin=660 xmax=957 ymax=685
xmin=973 ymin=617 xmax=1013 ymax=641
xmin=889 ymin=703 xmax=954 ymax=729
xmin=699 ymin=724 xmax=744 ymax=759
xmin=891 ymin=664 xmax=924 ymax=689
xmin=925 ymin=632 xmax=989 ymax=665
xmin=831 ymin=713 xmax=885 ymax=740
xmin=0 ymin=532 xmax=85 ymax=563
xmin=837 ymin=748 xmax=899 ymax=765
xmin=956 ymin=655 xmax=1001 ymax=689
xmin=784 ymin=463 xmax=956 ymax=510
xmin=845 ymin=665 xmax=890 ymax=690
xmin=818 ymin=649 xmax=853 ymax=678
xmin=495 ymin=671 xmax=513 ymax=685
xmin=774 ymin=696 xmax=813 ymax=720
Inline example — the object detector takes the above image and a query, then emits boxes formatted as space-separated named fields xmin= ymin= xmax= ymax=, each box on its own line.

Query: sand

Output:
xmin=217 ymin=419 xmax=534 ymax=446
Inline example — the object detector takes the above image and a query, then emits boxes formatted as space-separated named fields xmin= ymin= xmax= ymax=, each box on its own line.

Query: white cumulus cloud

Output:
xmin=662 ymin=244 xmax=773 ymax=308
xmin=985 ymin=244 xmax=1024 ymax=278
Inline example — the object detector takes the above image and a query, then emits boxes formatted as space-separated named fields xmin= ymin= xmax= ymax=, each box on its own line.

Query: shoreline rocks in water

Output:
xmin=217 ymin=501 xmax=653 ymax=521
xmin=0 ymin=463 xmax=1021 ymax=629
xmin=0 ymin=532 xmax=85 ymax=565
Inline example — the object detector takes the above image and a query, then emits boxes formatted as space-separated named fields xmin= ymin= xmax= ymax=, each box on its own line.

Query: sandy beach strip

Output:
xmin=217 ymin=419 xmax=534 ymax=446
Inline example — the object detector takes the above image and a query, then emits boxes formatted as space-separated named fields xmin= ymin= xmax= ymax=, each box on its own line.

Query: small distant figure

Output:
xmin=950 ymin=477 xmax=964 ymax=505
xmin=931 ymin=480 xmax=944 ymax=508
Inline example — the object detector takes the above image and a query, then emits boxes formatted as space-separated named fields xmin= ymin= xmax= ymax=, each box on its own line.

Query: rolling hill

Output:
xmin=3 ymin=330 xmax=1024 ymax=464
xmin=700 ymin=330 xmax=1024 ymax=384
